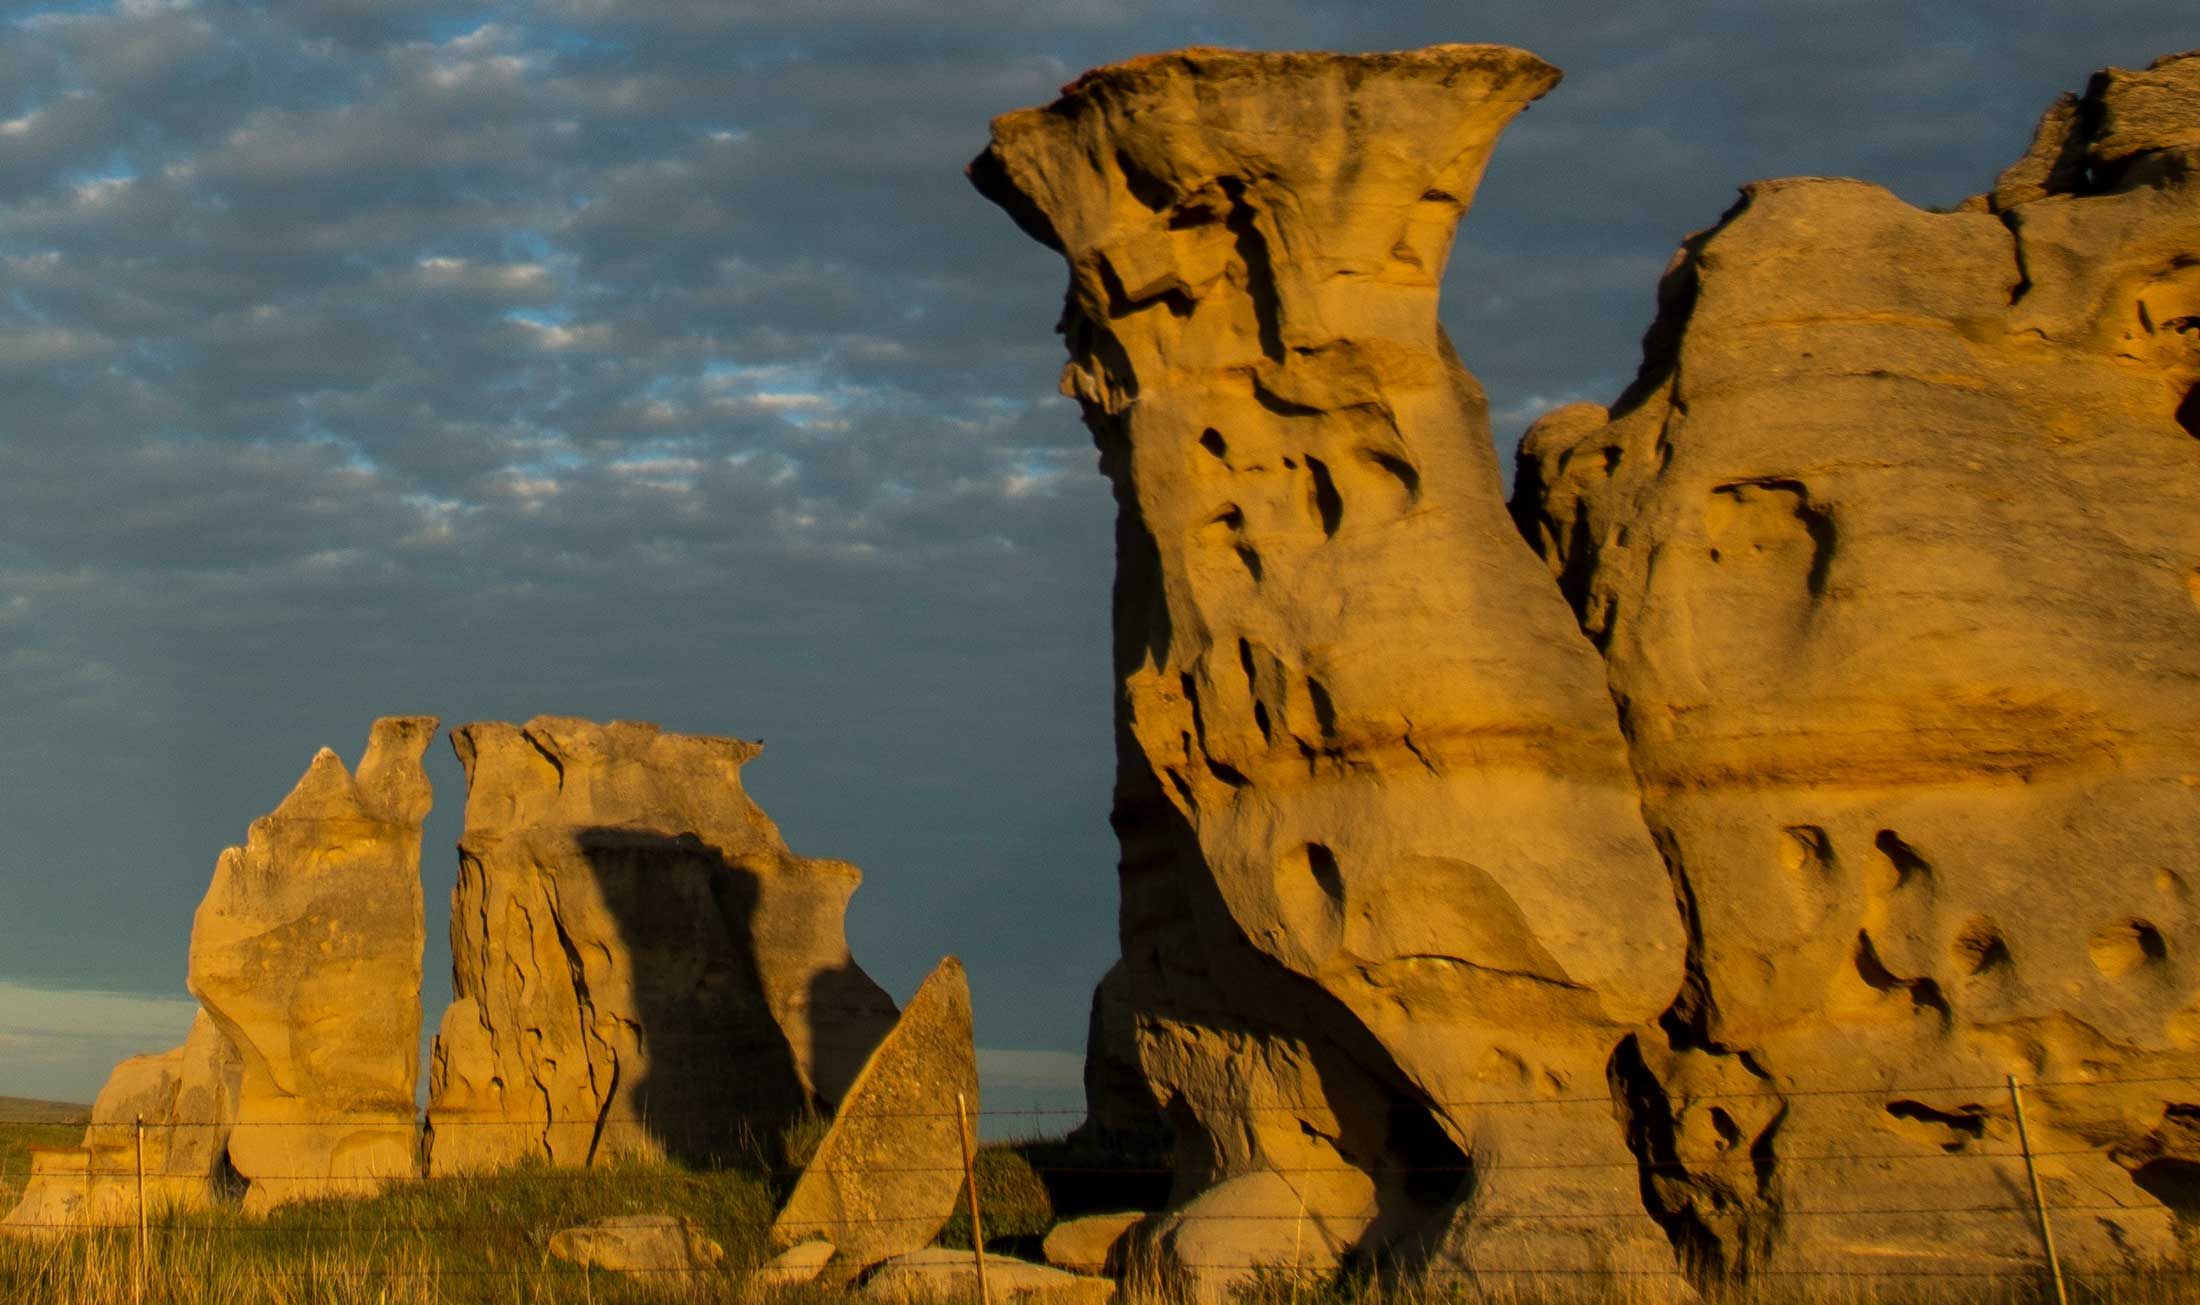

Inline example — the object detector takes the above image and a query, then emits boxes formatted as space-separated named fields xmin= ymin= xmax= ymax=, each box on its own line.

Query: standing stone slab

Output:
xmin=770 ymin=956 xmax=978 ymax=1272
xmin=187 ymin=715 xmax=436 ymax=1211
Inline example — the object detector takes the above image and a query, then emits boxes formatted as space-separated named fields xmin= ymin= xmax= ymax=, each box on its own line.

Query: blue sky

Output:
xmin=0 ymin=0 xmax=2192 ymax=1108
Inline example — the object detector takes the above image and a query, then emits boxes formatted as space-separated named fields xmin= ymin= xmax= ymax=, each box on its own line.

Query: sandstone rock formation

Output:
xmin=188 ymin=715 xmax=436 ymax=1211
xmin=865 ymin=1248 xmax=1114 ymax=1305
xmin=972 ymin=46 xmax=1690 ymax=1295
xmin=547 ymin=1214 xmax=725 ymax=1279
xmin=1041 ymin=1211 xmax=1143 ymax=1275
xmin=427 ymin=717 xmax=899 ymax=1174
xmin=1512 ymin=50 xmax=2200 ymax=1280
xmin=770 ymin=956 xmax=979 ymax=1273
xmin=757 ymin=1240 xmax=838 ymax=1286
xmin=1 ymin=1012 xmax=241 ymax=1235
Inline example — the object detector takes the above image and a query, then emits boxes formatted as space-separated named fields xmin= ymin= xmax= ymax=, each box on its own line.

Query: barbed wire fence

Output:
xmin=2 ymin=1072 xmax=2197 ymax=1300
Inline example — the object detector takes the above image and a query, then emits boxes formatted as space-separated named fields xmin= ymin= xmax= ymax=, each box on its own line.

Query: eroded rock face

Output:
xmin=769 ymin=956 xmax=979 ymax=1274
xmin=1513 ymin=50 xmax=2200 ymax=1278
xmin=972 ymin=46 xmax=1689 ymax=1289
xmin=0 ymin=1012 xmax=241 ymax=1236
xmin=187 ymin=715 xmax=435 ymax=1211
xmin=426 ymin=716 xmax=898 ymax=1175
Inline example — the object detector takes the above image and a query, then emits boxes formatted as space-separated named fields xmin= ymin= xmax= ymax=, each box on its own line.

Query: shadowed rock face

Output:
xmin=1513 ymin=50 xmax=2200 ymax=1280
xmin=425 ymin=716 xmax=899 ymax=1175
xmin=187 ymin=715 xmax=436 ymax=1213
xmin=972 ymin=46 xmax=1689 ymax=1292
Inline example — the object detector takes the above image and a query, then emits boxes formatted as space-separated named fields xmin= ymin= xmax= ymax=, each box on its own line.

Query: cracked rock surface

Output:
xmin=426 ymin=716 xmax=898 ymax=1176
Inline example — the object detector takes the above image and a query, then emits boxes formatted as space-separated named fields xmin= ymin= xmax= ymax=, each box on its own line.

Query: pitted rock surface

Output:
xmin=1513 ymin=49 xmax=2200 ymax=1279
xmin=972 ymin=45 xmax=1689 ymax=1294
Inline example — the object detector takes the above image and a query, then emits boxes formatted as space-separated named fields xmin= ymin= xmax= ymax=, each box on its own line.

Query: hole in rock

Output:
xmin=1204 ymin=758 xmax=1250 ymax=788
xmin=1304 ymin=842 xmax=1345 ymax=906
xmin=1777 ymin=826 xmax=1833 ymax=875
xmin=1885 ymin=1099 xmax=1988 ymax=1152
xmin=1873 ymin=830 xmax=1932 ymax=889
xmin=1305 ymin=677 xmax=1338 ymax=738
xmin=2090 ymin=918 xmax=2168 ymax=978
xmin=1252 ymin=700 xmax=1272 ymax=742
xmin=1951 ymin=918 xmax=2013 ymax=975
xmin=1362 ymin=448 xmax=1422 ymax=502
xmin=2134 ymin=1158 xmax=2200 ymax=1219
xmin=1199 ymin=428 xmax=1228 ymax=459
xmin=1234 ymin=545 xmax=1263 ymax=582
xmin=2181 ymin=383 xmax=2200 ymax=439
xmin=1708 ymin=1106 xmax=1741 ymax=1150
xmin=1304 ymin=456 xmax=1343 ymax=537
xmin=1855 ymin=931 xmax=1952 ymax=1021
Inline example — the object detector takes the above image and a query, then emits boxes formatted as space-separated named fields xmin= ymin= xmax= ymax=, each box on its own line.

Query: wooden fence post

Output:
xmin=957 ymin=1092 xmax=991 ymax=1305
xmin=2007 ymin=1075 xmax=2069 ymax=1305
xmin=133 ymin=1114 xmax=146 ymax=1305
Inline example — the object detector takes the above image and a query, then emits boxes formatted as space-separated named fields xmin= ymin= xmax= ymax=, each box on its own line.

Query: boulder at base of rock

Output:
xmin=770 ymin=956 xmax=978 ymax=1271
xmin=864 ymin=1248 xmax=1113 ymax=1305
xmin=187 ymin=716 xmax=437 ymax=1211
xmin=547 ymin=1215 xmax=724 ymax=1278
xmin=1134 ymin=1170 xmax=1361 ymax=1305
xmin=756 ymin=1240 xmax=837 ymax=1286
xmin=1 ymin=1011 xmax=241 ymax=1236
xmin=1041 ymin=1211 xmax=1144 ymax=1275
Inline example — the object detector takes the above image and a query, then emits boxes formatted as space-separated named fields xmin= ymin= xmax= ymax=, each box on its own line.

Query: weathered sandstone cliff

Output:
xmin=973 ymin=47 xmax=1690 ymax=1291
xmin=426 ymin=717 xmax=899 ymax=1174
xmin=186 ymin=715 xmax=435 ymax=1212
xmin=1513 ymin=50 xmax=2200 ymax=1278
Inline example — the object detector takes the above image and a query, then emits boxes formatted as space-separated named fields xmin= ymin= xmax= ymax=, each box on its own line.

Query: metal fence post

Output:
xmin=2008 ymin=1074 xmax=2069 ymax=1305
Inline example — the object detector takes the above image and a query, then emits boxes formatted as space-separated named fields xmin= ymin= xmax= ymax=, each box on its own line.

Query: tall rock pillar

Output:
xmin=972 ymin=47 xmax=1688 ymax=1292
xmin=187 ymin=715 xmax=436 ymax=1211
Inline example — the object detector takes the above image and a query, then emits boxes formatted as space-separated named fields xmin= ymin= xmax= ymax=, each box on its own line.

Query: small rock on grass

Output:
xmin=864 ymin=1247 xmax=1113 ymax=1305
xmin=1041 ymin=1211 xmax=1145 ymax=1275
xmin=548 ymin=1214 xmax=725 ymax=1278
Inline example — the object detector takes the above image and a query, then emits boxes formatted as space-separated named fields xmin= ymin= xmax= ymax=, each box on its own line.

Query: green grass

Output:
xmin=0 ymin=1153 xmax=777 ymax=1304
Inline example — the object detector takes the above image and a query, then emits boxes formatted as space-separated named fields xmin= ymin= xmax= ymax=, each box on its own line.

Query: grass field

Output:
xmin=2 ymin=1115 xmax=2195 ymax=1304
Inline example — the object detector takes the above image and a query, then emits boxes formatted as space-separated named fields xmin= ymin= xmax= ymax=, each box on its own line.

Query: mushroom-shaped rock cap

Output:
xmin=972 ymin=45 xmax=1557 ymax=283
